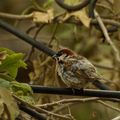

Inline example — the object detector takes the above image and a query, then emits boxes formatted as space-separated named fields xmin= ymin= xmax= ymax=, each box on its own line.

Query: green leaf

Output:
xmin=0 ymin=87 xmax=19 ymax=120
xmin=11 ymin=81 xmax=33 ymax=95
xmin=0 ymin=53 xmax=27 ymax=78
xmin=0 ymin=78 xmax=10 ymax=89
xmin=0 ymin=47 xmax=15 ymax=55
xmin=0 ymin=73 xmax=15 ymax=82
xmin=10 ymin=81 xmax=34 ymax=104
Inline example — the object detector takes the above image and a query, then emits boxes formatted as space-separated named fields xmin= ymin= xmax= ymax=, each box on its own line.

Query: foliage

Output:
xmin=10 ymin=81 xmax=34 ymax=104
xmin=0 ymin=86 xmax=19 ymax=120
xmin=0 ymin=0 xmax=120 ymax=120
xmin=0 ymin=48 xmax=34 ymax=119
xmin=0 ymin=48 xmax=26 ymax=79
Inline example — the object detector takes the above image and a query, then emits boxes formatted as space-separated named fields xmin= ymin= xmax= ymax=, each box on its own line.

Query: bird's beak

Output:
xmin=52 ymin=51 xmax=62 ymax=58
xmin=52 ymin=53 xmax=59 ymax=60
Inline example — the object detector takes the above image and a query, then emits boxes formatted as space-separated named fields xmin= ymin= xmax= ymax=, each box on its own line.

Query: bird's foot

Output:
xmin=71 ymin=88 xmax=83 ymax=95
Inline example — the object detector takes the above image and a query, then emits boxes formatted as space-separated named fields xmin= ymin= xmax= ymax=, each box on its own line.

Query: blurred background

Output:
xmin=0 ymin=0 xmax=120 ymax=120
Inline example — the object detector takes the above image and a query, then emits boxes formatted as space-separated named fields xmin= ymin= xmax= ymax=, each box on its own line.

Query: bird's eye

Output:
xmin=57 ymin=51 xmax=63 ymax=56
xmin=58 ymin=60 xmax=64 ymax=64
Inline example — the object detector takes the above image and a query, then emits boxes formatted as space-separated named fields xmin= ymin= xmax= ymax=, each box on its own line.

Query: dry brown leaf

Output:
xmin=33 ymin=9 xmax=54 ymax=23
xmin=62 ymin=8 xmax=91 ymax=28
xmin=0 ymin=87 xmax=19 ymax=120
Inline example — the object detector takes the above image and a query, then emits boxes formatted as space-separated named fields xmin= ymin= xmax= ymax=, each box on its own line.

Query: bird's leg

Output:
xmin=71 ymin=87 xmax=84 ymax=95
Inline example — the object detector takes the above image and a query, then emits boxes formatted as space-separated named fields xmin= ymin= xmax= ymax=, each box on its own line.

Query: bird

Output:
xmin=54 ymin=48 xmax=110 ymax=90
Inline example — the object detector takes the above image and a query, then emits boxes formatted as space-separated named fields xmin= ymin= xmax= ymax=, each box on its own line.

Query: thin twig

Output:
xmin=94 ymin=11 xmax=120 ymax=63
xmin=48 ymin=24 xmax=58 ymax=46
xmin=40 ymin=57 xmax=51 ymax=67
xmin=53 ymin=103 xmax=72 ymax=113
xmin=36 ymin=97 xmax=120 ymax=108
xmin=93 ymin=63 xmax=119 ymax=72
xmin=26 ymin=24 xmax=46 ymax=60
xmin=92 ymin=19 xmax=120 ymax=27
xmin=1 ymin=11 xmax=120 ymax=29
xmin=13 ymin=95 xmax=71 ymax=120
xmin=112 ymin=115 xmax=120 ymax=120
xmin=98 ymin=100 xmax=120 ymax=112
xmin=36 ymin=97 xmax=99 ymax=108
xmin=0 ymin=12 xmax=33 ymax=20
xmin=31 ymin=0 xmax=46 ymax=12
xmin=0 ymin=20 xmax=57 ymax=56
xmin=26 ymin=25 xmax=37 ymax=34
xmin=96 ymin=3 xmax=114 ymax=14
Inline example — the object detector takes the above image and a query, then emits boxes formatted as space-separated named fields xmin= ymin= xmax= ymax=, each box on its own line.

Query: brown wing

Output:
xmin=67 ymin=56 xmax=100 ymax=81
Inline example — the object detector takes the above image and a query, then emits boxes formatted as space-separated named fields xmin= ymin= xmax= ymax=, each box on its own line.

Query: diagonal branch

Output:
xmin=0 ymin=20 xmax=57 ymax=57
xmin=94 ymin=11 xmax=120 ymax=63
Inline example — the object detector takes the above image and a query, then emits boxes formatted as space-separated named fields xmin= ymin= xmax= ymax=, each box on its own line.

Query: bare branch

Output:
xmin=13 ymin=95 xmax=71 ymax=120
xmin=0 ymin=12 xmax=33 ymax=20
xmin=94 ymin=11 xmax=120 ymax=63
xmin=98 ymin=100 xmax=120 ymax=112
xmin=112 ymin=116 xmax=120 ymax=120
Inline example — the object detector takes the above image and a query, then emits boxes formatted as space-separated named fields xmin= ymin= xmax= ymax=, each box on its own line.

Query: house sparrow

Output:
xmin=54 ymin=48 xmax=109 ymax=90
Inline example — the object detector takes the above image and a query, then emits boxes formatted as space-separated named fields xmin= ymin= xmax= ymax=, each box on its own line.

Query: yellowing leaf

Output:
xmin=0 ymin=53 xmax=27 ymax=79
xmin=63 ymin=8 xmax=91 ymax=28
xmin=33 ymin=9 xmax=54 ymax=23
xmin=0 ymin=87 xmax=19 ymax=120
xmin=65 ymin=0 xmax=81 ymax=5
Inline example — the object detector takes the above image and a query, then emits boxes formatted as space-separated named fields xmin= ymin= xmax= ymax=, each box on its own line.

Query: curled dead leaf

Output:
xmin=0 ymin=87 xmax=19 ymax=120
xmin=62 ymin=8 xmax=91 ymax=28
xmin=33 ymin=9 xmax=54 ymax=23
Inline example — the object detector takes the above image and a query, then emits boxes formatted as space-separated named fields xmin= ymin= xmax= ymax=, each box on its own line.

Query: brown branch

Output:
xmin=96 ymin=3 xmax=114 ymax=14
xmin=36 ymin=97 xmax=120 ymax=108
xmin=93 ymin=63 xmax=119 ymax=72
xmin=94 ymin=11 xmax=120 ymax=63
xmin=98 ymin=100 xmax=120 ymax=112
xmin=13 ymin=95 xmax=71 ymax=120
xmin=92 ymin=19 xmax=120 ymax=27
xmin=0 ymin=12 xmax=33 ymax=20
xmin=1 ymin=11 xmax=120 ymax=29
xmin=36 ymin=97 xmax=99 ymax=108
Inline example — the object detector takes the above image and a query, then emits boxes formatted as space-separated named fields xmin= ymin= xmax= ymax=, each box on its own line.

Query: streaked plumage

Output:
xmin=55 ymin=48 xmax=109 ymax=90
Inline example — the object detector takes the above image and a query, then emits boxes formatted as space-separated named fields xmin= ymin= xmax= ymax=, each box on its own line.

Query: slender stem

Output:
xmin=0 ymin=20 xmax=56 ymax=57
xmin=0 ymin=12 xmax=33 ymax=20
xmin=94 ymin=11 xmax=120 ymax=63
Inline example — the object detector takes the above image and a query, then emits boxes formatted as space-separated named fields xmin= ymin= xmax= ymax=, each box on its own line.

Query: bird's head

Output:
xmin=53 ymin=48 xmax=76 ymax=63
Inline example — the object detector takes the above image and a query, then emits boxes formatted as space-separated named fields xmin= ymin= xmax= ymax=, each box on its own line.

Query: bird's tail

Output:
xmin=92 ymin=80 xmax=110 ymax=90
